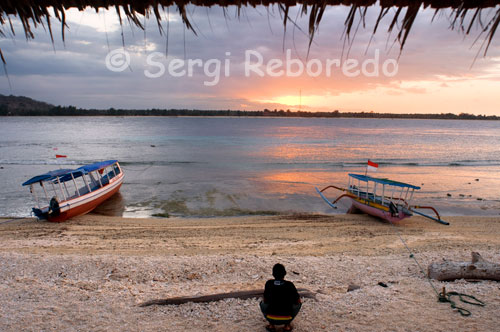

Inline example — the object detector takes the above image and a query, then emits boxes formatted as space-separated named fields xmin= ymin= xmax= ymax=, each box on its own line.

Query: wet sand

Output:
xmin=1 ymin=214 xmax=499 ymax=331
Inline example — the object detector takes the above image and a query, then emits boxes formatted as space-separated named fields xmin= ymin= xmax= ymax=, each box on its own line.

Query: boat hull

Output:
xmin=47 ymin=174 xmax=124 ymax=222
xmin=350 ymin=198 xmax=410 ymax=223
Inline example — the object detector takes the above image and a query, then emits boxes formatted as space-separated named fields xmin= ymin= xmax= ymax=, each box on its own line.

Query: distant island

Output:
xmin=0 ymin=94 xmax=497 ymax=120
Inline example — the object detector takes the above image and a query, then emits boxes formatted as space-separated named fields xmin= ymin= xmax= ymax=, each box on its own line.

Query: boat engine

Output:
xmin=48 ymin=197 xmax=60 ymax=217
xmin=389 ymin=201 xmax=399 ymax=217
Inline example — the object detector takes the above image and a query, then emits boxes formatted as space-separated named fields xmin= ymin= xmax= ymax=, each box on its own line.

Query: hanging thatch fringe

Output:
xmin=0 ymin=1 xmax=499 ymax=63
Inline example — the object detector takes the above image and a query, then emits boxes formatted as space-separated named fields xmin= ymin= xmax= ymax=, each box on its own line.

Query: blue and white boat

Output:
xmin=22 ymin=160 xmax=124 ymax=222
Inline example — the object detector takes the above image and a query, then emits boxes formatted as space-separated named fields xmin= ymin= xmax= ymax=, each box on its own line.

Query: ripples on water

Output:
xmin=1 ymin=117 xmax=500 ymax=217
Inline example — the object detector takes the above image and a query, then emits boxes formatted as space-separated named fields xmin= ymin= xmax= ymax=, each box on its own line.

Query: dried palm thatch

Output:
xmin=0 ymin=1 xmax=499 ymax=63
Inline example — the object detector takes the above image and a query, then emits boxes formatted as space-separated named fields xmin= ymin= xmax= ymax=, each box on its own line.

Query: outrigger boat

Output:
xmin=316 ymin=173 xmax=449 ymax=225
xmin=22 ymin=160 xmax=124 ymax=222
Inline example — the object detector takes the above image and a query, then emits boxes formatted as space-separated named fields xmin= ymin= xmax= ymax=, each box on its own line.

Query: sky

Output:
xmin=0 ymin=4 xmax=499 ymax=115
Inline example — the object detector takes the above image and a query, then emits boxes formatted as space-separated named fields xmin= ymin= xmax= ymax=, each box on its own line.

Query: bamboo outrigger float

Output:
xmin=316 ymin=173 xmax=449 ymax=225
xmin=22 ymin=160 xmax=124 ymax=222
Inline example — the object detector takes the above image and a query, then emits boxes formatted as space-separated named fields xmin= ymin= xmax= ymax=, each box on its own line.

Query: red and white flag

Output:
xmin=367 ymin=160 xmax=378 ymax=172
xmin=56 ymin=154 xmax=67 ymax=158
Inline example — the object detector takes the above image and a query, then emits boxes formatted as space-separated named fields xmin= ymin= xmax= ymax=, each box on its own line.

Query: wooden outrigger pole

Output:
xmin=411 ymin=208 xmax=449 ymax=225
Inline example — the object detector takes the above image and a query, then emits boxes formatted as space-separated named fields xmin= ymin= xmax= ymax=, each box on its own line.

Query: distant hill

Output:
xmin=0 ymin=94 xmax=54 ymax=115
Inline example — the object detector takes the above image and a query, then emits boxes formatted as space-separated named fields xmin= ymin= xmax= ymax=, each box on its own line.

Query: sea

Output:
xmin=1 ymin=116 xmax=500 ymax=218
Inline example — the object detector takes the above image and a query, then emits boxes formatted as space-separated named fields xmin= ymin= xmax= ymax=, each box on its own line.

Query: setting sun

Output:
xmin=255 ymin=93 xmax=332 ymax=111
xmin=258 ymin=95 xmax=300 ymax=107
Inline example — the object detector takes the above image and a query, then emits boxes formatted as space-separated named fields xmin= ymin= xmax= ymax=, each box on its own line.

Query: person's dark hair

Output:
xmin=272 ymin=263 xmax=286 ymax=280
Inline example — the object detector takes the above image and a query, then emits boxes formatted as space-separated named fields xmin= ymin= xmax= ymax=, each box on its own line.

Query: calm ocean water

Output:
xmin=1 ymin=116 xmax=500 ymax=218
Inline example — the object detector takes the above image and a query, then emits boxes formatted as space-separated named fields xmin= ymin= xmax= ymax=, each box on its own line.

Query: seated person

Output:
xmin=260 ymin=263 xmax=301 ymax=331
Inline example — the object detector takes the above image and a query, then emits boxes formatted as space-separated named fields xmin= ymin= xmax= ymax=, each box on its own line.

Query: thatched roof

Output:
xmin=0 ymin=1 xmax=499 ymax=62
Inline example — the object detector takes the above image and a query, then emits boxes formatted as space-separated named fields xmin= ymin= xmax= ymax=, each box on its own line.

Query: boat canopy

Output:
xmin=348 ymin=173 xmax=421 ymax=190
xmin=78 ymin=160 xmax=118 ymax=173
xmin=58 ymin=169 xmax=88 ymax=182
xmin=22 ymin=169 xmax=74 ymax=186
xmin=22 ymin=160 xmax=119 ymax=186
xmin=58 ymin=160 xmax=119 ymax=182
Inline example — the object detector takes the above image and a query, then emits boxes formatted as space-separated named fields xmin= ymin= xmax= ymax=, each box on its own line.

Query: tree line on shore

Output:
xmin=0 ymin=105 xmax=498 ymax=120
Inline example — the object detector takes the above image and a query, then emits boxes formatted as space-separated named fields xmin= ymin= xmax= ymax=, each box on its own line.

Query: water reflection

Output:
xmin=91 ymin=192 xmax=126 ymax=216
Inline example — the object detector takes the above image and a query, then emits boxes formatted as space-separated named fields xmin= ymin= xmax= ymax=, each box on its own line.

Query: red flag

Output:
xmin=56 ymin=154 xmax=67 ymax=158
xmin=367 ymin=160 xmax=378 ymax=172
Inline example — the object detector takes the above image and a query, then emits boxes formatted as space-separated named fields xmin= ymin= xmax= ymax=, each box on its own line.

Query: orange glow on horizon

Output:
xmin=242 ymin=74 xmax=500 ymax=115
xmin=254 ymin=94 xmax=331 ymax=111
xmin=267 ymin=95 xmax=300 ymax=107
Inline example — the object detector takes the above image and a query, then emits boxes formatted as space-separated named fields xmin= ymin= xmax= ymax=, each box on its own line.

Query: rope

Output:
xmin=438 ymin=290 xmax=485 ymax=317
xmin=388 ymin=220 xmax=484 ymax=316
xmin=388 ymin=220 xmax=440 ymax=297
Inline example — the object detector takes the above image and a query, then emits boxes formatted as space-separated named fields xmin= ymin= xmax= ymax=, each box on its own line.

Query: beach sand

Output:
xmin=1 ymin=214 xmax=499 ymax=331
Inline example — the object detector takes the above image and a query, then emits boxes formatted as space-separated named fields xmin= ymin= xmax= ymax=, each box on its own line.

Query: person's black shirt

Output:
xmin=263 ymin=279 xmax=299 ymax=316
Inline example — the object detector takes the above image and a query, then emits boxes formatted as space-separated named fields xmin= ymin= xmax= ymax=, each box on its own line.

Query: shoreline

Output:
xmin=2 ymin=114 xmax=499 ymax=121
xmin=4 ymin=205 xmax=500 ymax=221
xmin=1 ymin=214 xmax=499 ymax=331
xmin=2 ymin=213 xmax=500 ymax=255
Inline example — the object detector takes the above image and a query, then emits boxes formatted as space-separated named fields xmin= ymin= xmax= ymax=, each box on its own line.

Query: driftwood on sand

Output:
xmin=139 ymin=288 xmax=316 ymax=307
xmin=428 ymin=252 xmax=500 ymax=282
